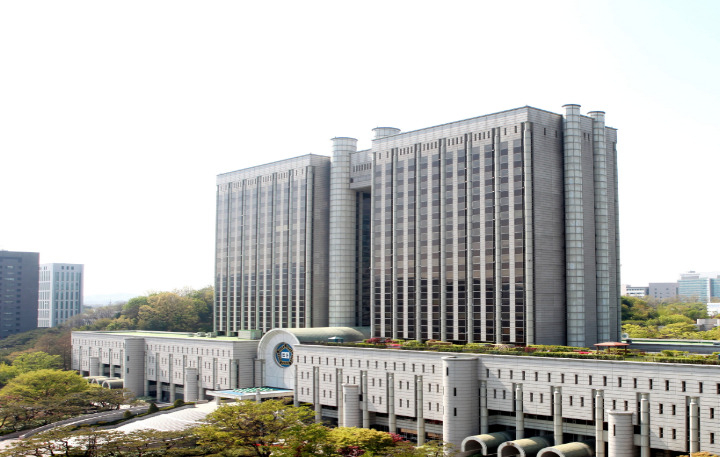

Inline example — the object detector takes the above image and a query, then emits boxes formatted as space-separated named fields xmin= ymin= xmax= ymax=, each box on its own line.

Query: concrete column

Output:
xmin=89 ymin=356 xmax=100 ymax=377
xmin=416 ymin=375 xmax=425 ymax=445
xmin=493 ymin=128 xmax=502 ymax=343
xmin=442 ymin=356 xmax=479 ymax=449
xmin=342 ymin=384 xmax=361 ymax=428
xmin=480 ymin=380 xmax=489 ymax=434
xmin=515 ymin=384 xmax=525 ymax=439
xmin=329 ymin=136 xmax=358 ymax=327
xmin=589 ymin=111 xmax=610 ymax=343
xmin=522 ymin=122 xmax=535 ymax=344
xmin=293 ymin=365 xmax=300 ymax=407
xmin=313 ymin=366 xmax=321 ymax=423
xmin=169 ymin=356 xmax=175 ymax=402
xmin=336 ymin=368 xmax=343 ymax=427
xmin=553 ymin=387 xmax=563 ymax=445
xmin=388 ymin=372 xmax=396 ymax=433
xmin=640 ymin=393 xmax=649 ymax=457
xmin=255 ymin=389 xmax=262 ymax=404
xmin=689 ymin=397 xmax=700 ymax=454
xmin=608 ymin=411 xmax=634 ymax=457
xmin=230 ymin=360 xmax=238 ymax=389
xmin=563 ymin=103 xmax=586 ymax=347
xmin=362 ymin=371 xmax=370 ymax=428
xmin=184 ymin=367 xmax=198 ymax=402
xmin=156 ymin=381 xmax=162 ymax=402
xmin=372 ymin=127 xmax=401 ymax=140
xmin=595 ymin=390 xmax=605 ymax=457
xmin=439 ymin=139 xmax=447 ymax=342
xmin=197 ymin=357 xmax=205 ymax=401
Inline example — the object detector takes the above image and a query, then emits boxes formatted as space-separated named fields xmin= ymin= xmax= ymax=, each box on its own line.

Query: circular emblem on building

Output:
xmin=274 ymin=342 xmax=294 ymax=368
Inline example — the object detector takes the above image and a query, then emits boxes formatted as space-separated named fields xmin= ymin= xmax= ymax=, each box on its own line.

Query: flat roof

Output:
xmin=72 ymin=330 xmax=254 ymax=342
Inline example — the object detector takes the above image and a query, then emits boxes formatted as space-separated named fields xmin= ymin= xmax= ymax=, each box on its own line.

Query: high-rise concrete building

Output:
xmin=0 ymin=250 xmax=39 ymax=338
xmin=215 ymin=105 xmax=621 ymax=347
xmin=38 ymin=263 xmax=84 ymax=328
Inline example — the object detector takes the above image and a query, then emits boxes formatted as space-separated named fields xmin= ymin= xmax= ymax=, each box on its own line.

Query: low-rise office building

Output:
xmin=73 ymin=329 xmax=720 ymax=456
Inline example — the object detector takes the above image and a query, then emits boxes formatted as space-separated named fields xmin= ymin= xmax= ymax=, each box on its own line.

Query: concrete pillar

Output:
xmin=480 ymin=380 xmax=489 ymax=434
xmin=293 ymin=365 xmax=300 ymax=407
xmin=313 ymin=366 xmax=321 ymax=423
xmin=230 ymin=360 xmax=238 ymax=389
xmin=336 ymin=368 xmax=343 ymax=427
xmin=328 ymin=136 xmax=358 ymax=327
xmin=589 ymin=110 xmax=611 ymax=343
xmin=388 ymin=372 xmax=396 ymax=433
xmin=595 ymin=390 xmax=605 ymax=457
xmin=255 ymin=389 xmax=262 ymax=404
xmin=690 ymin=397 xmax=700 ymax=454
xmin=515 ymin=384 xmax=525 ymax=439
xmin=123 ymin=338 xmax=145 ymax=397
xmin=362 ymin=371 xmax=370 ymax=428
xmin=156 ymin=381 xmax=162 ymax=402
xmin=442 ymin=356 xmax=479 ymax=449
xmin=89 ymin=356 xmax=100 ymax=377
xmin=416 ymin=375 xmax=425 ymax=445
xmin=184 ymin=367 xmax=198 ymax=402
xmin=553 ymin=387 xmax=563 ymax=445
xmin=563 ymin=103 xmax=586 ymax=347
xmin=342 ymin=384 xmax=361 ymax=428
xmin=522 ymin=121 xmax=535 ymax=344
xmin=640 ymin=393 xmax=649 ymax=457
xmin=608 ymin=411 xmax=634 ymax=457
xmin=372 ymin=127 xmax=401 ymax=139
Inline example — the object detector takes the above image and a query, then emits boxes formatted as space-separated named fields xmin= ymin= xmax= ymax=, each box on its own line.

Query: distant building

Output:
xmin=621 ymin=285 xmax=648 ymax=297
xmin=648 ymin=282 xmax=678 ymax=300
xmin=695 ymin=318 xmax=720 ymax=331
xmin=38 ymin=263 xmax=84 ymax=327
xmin=708 ymin=302 xmax=720 ymax=317
xmin=0 ymin=250 xmax=39 ymax=338
xmin=678 ymin=271 xmax=720 ymax=302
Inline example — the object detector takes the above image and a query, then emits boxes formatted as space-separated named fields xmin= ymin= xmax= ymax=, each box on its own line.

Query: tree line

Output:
xmin=1 ymin=399 xmax=452 ymax=457
xmin=621 ymin=296 xmax=719 ymax=339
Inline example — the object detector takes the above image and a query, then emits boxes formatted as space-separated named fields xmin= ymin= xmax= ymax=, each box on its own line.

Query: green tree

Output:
xmin=327 ymin=427 xmax=396 ymax=455
xmin=197 ymin=399 xmax=316 ymax=457
xmin=11 ymin=351 xmax=62 ymax=372
xmin=122 ymin=295 xmax=149 ymax=322
xmin=0 ymin=369 xmax=90 ymax=404
xmin=137 ymin=292 xmax=202 ymax=332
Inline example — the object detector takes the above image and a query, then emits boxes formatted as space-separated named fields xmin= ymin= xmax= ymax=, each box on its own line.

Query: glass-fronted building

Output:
xmin=215 ymin=105 xmax=621 ymax=347
xmin=38 ymin=263 xmax=84 ymax=327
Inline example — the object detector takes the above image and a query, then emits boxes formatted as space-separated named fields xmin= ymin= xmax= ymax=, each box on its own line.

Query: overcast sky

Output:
xmin=1 ymin=0 xmax=719 ymax=299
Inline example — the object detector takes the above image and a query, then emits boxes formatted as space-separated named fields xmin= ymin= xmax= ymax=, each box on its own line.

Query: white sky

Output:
xmin=1 ymin=0 xmax=719 ymax=298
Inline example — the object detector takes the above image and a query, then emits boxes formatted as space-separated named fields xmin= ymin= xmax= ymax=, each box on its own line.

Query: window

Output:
xmin=659 ymin=427 xmax=664 ymax=438
xmin=711 ymin=408 xmax=715 ymax=419
xmin=699 ymin=382 xmax=704 ymax=393
xmin=633 ymin=378 xmax=638 ymax=389
xmin=672 ymin=429 xmax=677 ymax=440
xmin=618 ymin=377 xmax=622 ymax=388
xmin=659 ymin=404 xmax=664 ymax=414
xmin=666 ymin=380 xmax=670 ymax=391
xmin=603 ymin=376 xmax=607 ymax=387
xmin=682 ymin=381 xmax=686 ymax=392
xmin=649 ymin=379 xmax=653 ymax=390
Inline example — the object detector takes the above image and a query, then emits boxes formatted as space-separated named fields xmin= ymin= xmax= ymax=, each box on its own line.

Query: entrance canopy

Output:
xmin=206 ymin=386 xmax=294 ymax=402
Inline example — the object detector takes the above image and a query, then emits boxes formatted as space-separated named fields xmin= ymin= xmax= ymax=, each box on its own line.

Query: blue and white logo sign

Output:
xmin=274 ymin=342 xmax=294 ymax=368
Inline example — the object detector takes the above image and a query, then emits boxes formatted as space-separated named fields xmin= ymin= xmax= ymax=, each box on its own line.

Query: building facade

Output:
xmin=38 ymin=263 xmax=84 ymax=328
xmin=678 ymin=272 xmax=720 ymax=302
xmin=216 ymin=105 xmax=621 ymax=347
xmin=0 ymin=250 xmax=39 ymax=338
xmin=648 ymin=282 xmax=678 ymax=300
xmin=72 ymin=329 xmax=720 ymax=457
xmin=621 ymin=285 xmax=648 ymax=298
